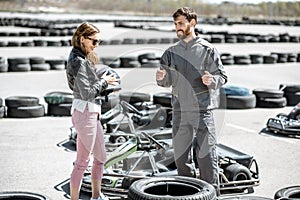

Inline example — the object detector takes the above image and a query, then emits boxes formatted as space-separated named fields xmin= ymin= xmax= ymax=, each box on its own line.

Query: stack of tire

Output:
xmin=30 ymin=57 xmax=51 ymax=71
xmin=279 ymin=84 xmax=300 ymax=106
xmin=46 ymin=59 xmax=66 ymax=70
xmin=0 ymin=97 xmax=5 ymax=118
xmin=5 ymin=96 xmax=45 ymax=118
xmin=221 ymin=85 xmax=256 ymax=109
xmin=8 ymin=57 xmax=31 ymax=72
xmin=44 ymin=91 xmax=73 ymax=116
xmin=253 ymin=88 xmax=287 ymax=108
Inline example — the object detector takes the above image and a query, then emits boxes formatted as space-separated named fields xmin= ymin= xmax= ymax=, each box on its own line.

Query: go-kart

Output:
xmin=69 ymin=99 xmax=172 ymax=145
xmin=78 ymin=101 xmax=260 ymax=199
xmin=266 ymin=102 xmax=300 ymax=135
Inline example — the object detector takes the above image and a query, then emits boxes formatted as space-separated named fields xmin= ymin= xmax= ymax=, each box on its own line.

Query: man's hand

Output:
xmin=156 ymin=69 xmax=166 ymax=81
xmin=201 ymin=71 xmax=213 ymax=86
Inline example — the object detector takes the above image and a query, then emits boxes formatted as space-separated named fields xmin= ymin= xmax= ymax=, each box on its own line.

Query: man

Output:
xmin=156 ymin=7 xmax=227 ymax=195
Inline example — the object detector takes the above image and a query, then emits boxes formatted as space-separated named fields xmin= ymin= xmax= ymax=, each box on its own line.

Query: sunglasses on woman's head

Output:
xmin=86 ymin=37 xmax=103 ymax=46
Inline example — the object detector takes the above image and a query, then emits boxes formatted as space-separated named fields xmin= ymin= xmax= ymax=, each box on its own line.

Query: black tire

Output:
xmin=128 ymin=176 xmax=216 ymax=200
xmin=284 ymin=92 xmax=300 ymax=106
xmin=31 ymin=63 xmax=51 ymax=71
xmin=263 ymin=55 xmax=277 ymax=64
xmin=222 ymin=196 xmax=273 ymax=200
xmin=29 ymin=57 xmax=45 ymax=65
xmin=279 ymin=84 xmax=300 ymax=93
xmin=45 ymin=59 xmax=66 ymax=70
xmin=0 ymin=191 xmax=51 ymax=199
xmin=221 ymin=53 xmax=234 ymax=65
xmin=234 ymin=55 xmax=251 ymax=65
xmin=224 ymin=163 xmax=252 ymax=182
xmin=7 ymin=105 xmax=45 ymax=118
xmin=44 ymin=91 xmax=73 ymax=104
xmin=226 ymin=94 xmax=256 ymax=109
xmin=119 ymin=92 xmax=151 ymax=104
xmin=5 ymin=96 xmax=39 ymax=108
xmin=274 ymin=185 xmax=300 ymax=199
xmin=153 ymin=92 xmax=172 ymax=107
xmin=120 ymin=56 xmax=138 ymax=68
xmin=8 ymin=62 xmax=31 ymax=72
xmin=250 ymin=54 xmax=264 ymax=64
xmin=256 ymin=97 xmax=287 ymax=108
xmin=253 ymin=89 xmax=284 ymax=98
xmin=47 ymin=103 xmax=71 ymax=116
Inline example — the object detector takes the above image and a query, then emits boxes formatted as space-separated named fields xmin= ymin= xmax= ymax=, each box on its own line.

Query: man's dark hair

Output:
xmin=172 ymin=7 xmax=197 ymax=24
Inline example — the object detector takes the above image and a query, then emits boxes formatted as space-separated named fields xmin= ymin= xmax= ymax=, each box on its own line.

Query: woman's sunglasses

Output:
xmin=86 ymin=37 xmax=103 ymax=46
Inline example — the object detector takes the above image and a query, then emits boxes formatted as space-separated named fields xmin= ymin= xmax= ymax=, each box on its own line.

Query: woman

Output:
xmin=66 ymin=22 xmax=118 ymax=200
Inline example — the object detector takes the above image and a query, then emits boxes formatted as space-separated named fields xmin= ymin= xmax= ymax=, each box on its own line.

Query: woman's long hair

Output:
xmin=71 ymin=22 xmax=100 ymax=65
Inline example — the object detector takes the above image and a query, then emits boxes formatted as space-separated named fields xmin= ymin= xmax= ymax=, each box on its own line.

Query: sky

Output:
xmin=205 ymin=0 xmax=299 ymax=4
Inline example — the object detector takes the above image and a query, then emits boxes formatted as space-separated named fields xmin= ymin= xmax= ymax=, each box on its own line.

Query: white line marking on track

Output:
xmin=226 ymin=123 xmax=257 ymax=133
xmin=226 ymin=123 xmax=296 ymax=144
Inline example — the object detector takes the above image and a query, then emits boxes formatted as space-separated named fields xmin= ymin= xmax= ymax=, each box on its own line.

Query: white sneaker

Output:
xmin=90 ymin=193 xmax=109 ymax=200
xmin=99 ymin=192 xmax=109 ymax=200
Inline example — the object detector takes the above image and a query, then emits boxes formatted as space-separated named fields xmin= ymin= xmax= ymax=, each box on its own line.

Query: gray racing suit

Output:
xmin=157 ymin=36 xmax=227 ymax=193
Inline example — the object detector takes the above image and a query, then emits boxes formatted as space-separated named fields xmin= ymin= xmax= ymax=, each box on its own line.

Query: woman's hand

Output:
xmin=101 ymin=70 xmax=120 ymax=86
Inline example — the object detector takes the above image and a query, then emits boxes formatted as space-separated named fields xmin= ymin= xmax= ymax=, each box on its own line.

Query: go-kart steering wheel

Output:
xmin=141 ymin=131 xmax=166 ymax=150
xmin=120 ymin=100 xmax=143 ymax=116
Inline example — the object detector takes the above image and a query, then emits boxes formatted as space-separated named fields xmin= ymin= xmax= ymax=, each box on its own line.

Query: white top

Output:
xmin=71 ymin=99 xmax=101 ymax=114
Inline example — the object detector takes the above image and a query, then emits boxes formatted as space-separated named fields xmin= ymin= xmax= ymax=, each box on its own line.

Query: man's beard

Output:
xmin=176 ymin=24 xmax=192 ymax=40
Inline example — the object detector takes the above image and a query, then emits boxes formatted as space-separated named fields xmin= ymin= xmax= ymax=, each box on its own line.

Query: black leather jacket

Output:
xmin=66 ymin=47 xmax=108 ymax=105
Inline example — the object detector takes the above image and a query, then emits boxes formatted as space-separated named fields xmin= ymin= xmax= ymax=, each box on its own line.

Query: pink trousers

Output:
xmin=70 ymin=107 xmax=107 ymax=190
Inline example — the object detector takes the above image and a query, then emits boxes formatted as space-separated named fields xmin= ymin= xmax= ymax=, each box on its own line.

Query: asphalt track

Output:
xmin=0 ymin=23 xmax=300 ymax=200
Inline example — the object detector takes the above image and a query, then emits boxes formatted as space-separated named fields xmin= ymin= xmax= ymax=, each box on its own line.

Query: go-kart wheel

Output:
xmin=120 ymin=100 xmax=142 ymax=116
xmin=274 ymin=185 xmax=300 ymax=199
xmin=128 ymin=176 xmax=216 ymax=200
xmin=224 ymin=163 xmax=252 ymax=181
xmin=115 ymin=136 xmax=127 ymax=143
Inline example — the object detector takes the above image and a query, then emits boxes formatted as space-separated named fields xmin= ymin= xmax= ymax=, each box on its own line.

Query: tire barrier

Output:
xmin=30 ymin=57 xmax=51 ymax=71
xmin=253 ymin=88 xmax=287 ymax=108
xmin=45 ymin=59 xmax=66 ymax=70
xmin=221 ymin=52 xmax=300 ymax=65
xmin=0 ymin=57 xmax=66 ymax=73
xmin=279 ymin=84 xmax=300 ymax=106
xmin=221 ymin=85 xmax=256 ymax=109
xmin=274 ymin=185 xmax=300 ymax=199
xmin=1 ymin=33 xmax=299 ymax=48
xmin=5 ymin=96 xmax=45 ymax=118
xmin=0 ymin=191 xmax=51 ymax=199
xmin=44 ymin=91 xmax=73 ymax=116
xmin=7 ymin=57 xmax=31 ymax=72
